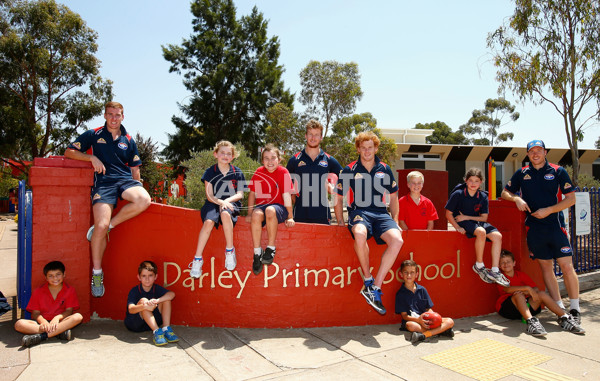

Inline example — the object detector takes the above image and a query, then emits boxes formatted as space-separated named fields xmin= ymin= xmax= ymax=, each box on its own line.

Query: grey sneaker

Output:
xmin=410 ymin=331 xmax=426 ymax=343
xmin=86 ymin=225 xmax=111 ymax=242
xmin=189 ymin=258 xmax=203 ymax=278
xmin=526 ymin=317 xmax=547 ymax=336
xmin=569 ymin=309 xmax=581 ymax=325
xmin=225 ymin=249 xmax=237 ymax=271
xmin=558 ymin=315 xmax=585 ymax=334
xmin=58 ymin=329 xmax=72 ymax=341
xmin=488 ymin=270 xmax=510 ymax=287
xmin=22 ymin=334 xmax=43 ymax=347
xmin=472 ymin=264 xmax=494 ymax=284
xmin=91 ymin=271 xmax=105 ymax=297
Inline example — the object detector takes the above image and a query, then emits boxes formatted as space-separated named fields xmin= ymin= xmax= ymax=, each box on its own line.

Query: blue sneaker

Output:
xmin=360 ymin=285 xmax=386 ymax=315
xmin=153 ymin=330 xmax=167 ymax=346
xmin=163 ymin=326 xmax=179 ymax=343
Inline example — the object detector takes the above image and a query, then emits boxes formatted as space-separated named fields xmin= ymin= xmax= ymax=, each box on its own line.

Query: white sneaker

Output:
xmin=225 ymin=249 xmax=237 ymax=271
xmin=189 ymin=259 xmax=203 ymax=278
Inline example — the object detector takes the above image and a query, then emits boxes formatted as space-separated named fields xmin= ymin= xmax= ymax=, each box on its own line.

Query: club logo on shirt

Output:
xmin=133 ymin=155 xmax=140 ymax=162
xmin=336 ymin=183 xmax=343 ymax=190
xmin=72 ymin=142 xmax=81 ymax=150
xmin=97 ymin=138 xmax=107 ymax=144
xmin=353 ymin=215 xmax=363 ymax=222
xmin=392 ymin=181 xmax=397 ymax=188
xmin=474 ymin=204 xmax=481 ymax=212
xmin=93 ymin=193 xmax=101 ymax=200
xmin=118 ymin=142 xmax=128 ymax=150
xmin=354 ymin=173 xmax=363 ymax=179
xmin=560 ymin=246 xmax=572 ymax=253
xmin=544 ymin=174 xmax=555 ymax=180
xmin=564 ymin=182 xmax=572 ymax=189
xmin=523 ymin=174 xmax=531 ymax=180
xmin=507 ymin=180 xmax=512 ymax=187
xmin=375 ymin=171 xmax=385 ymax=178
xmin=318 ymin=160 xmax=328 ymax=167
xmin=298 ymin=161 xmax=306 ymax=167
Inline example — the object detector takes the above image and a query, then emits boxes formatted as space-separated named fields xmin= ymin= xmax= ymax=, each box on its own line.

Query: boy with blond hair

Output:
xmin=398 ymin=171 xmax=438 ymax=230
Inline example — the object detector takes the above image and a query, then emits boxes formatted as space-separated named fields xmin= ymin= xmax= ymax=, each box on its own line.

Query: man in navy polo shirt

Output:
xmin=286 ymin=119 xmax=344 ymax=225
xmin=65 ymin=102 xmax=151 ymax=298
xmin=335 ymin=131 xmax=403 ymax=315
xmin=501 ymin=139 xmax=581 ymax=325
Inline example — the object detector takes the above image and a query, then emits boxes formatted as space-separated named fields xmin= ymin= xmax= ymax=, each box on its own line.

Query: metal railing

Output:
xmin=568 ymin=187 xmax=600 ymax=275
xmin=16 ymin=180 xmax=32 ymax=317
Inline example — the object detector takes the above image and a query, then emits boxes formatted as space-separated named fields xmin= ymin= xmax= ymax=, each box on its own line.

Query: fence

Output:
xmin=569 ymin=188 xmax=600 ymax=275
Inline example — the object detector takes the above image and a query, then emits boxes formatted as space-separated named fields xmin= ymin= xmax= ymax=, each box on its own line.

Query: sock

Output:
xmin=254 ymin=247 xmax=262 ymax=255
xmin=194 ymin=256 xmax=202 ymax=262
xmin=92 ymin=268 xmax=103 ymax=275
xmin=372 ymin=285 xmax=381 ymax=291
xmin=267 ymin=245 xmax=276 ymax=251
xmin=475 ymin=262 xmax=485 ymax=269
xmin=491 ymin=267 xmax=499 ymax=273
xmin=226 ymin=247 xmax=234 ymax=252
xmin=423 ymin=331 xmax=432 ymax=338
xmin=570 ymin=299 xmax=580 ymax=311
xmin=108 ymin=223 xmax=114 ymax=230
xmin=153 ymin=328 xmax=159 ymax=334
xmin=364 ymin=276 xmax=374 ymax=284
xmin=559 ymin=314 xmax=568 ymax=319
xmin=40 ymin=332 xmax=48 ymax=340
xmin=162 ymin=326 xmax=169 ymax=332
xmin=555 ymin=299 xmax=566 ymax=309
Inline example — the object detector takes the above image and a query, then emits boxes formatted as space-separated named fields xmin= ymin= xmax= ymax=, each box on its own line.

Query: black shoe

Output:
xmin=261 ymin=247 xmax=275 ymax=265
xmin=439 ymin=328 xmax=455 ymax=338
xmin=410 ymin=332 xmax=426 ymax=343
xmin=22 ymin=334 xmax=43 ymax=348
xmin=360 ymin=285 xmax=386 ymax=315
xmin=252 ymin=253 xmax=263 ymax=275
xmin=569 ymin=309 xmax=581 ymax=325
xmin=58 ymin=329 xmax=72 ymax=341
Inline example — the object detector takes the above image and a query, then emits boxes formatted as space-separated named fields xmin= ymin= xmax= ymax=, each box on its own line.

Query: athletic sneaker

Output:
xmin=361 ymin=285 xmax=386 ymax=315
xmin=86 ymin=225 xmax=111 ymax=242
xmin=22 ymin=334 xmax=43 ymax=347
xmin=252 ymin=252 xmax=263 ymax=275
xmin=526 ymin=317 xmax=547 ymax=336
xmin=153 ymin=330 xmax=168 ymax=346
xmin=569 ymin=309 xmax=581 ymax=325
xmin=439 ymin=328 xmax=455 ymax=338
xmin=58 ymin=329 xmax=72 ymax=341
xmin=261 ymin=247 xmax=276 ymax=265
xmin=91 ymin=271 xmax=105 ymax=298
xmin=488 ymin=270 xmax=510 ymax=287
xmin=472 ymin=264 xmax=494 ymax=284
xmin=189 ymin=258 xmax=203 ymax=278
xmin=163 ymin=326 xmax=179 ymax=343
xmin=410 ymin=332 xmax=426 ymax=343
xmin=225 ymin=249 xmax=237 ymax=271
xmin=558 ymin=315 xmax=585 ymax=334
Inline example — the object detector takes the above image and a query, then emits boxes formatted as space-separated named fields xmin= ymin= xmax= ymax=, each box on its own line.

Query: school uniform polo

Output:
xmin=398 ymin=194 xmax=438 ymax=229
xmin=200 ymin=164 xmax=246 ymax=227
xmin=124 ymin=283 xmax=169 ymax=332
xmin=249 ymin=166 xmax=293 ymax=206
xmin=395 ymin=282 xmax=434 ymax=329
xmin=286 ymin=149 xmax=343 ymax=224
xmin=26 ymin=282 xmax=80 ymax=321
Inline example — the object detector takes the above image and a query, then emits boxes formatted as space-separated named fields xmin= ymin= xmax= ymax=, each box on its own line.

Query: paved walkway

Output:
xmin=1 ymin=217 xmax=599 ymax=380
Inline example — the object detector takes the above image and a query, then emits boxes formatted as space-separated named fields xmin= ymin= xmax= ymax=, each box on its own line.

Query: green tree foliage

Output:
xmin=323 ymin=113 xmax=397 ymax=167
xmin=264 ymin=103 xmax=304 ymax=160
xmin=135 ymin=133 xmax=171 ymax=201
xmin=458 ymin=98 xmax=519 ymax=146
xmin=0 ymin=0 xmax=113 ymax=175
xmin=595 ymin=136 xmax=600 ymax=149
xmin=162 ymin=0 xmax=293 ymax=165
xmin=414 ymin=121 xmax=469 ymax=145
xmin=487 ymin=0 xmax=600 ymax=183
xmin=181 ymin=145 xmax=260 ymax=213
xmin=0 ymin=165 xmax=19 ymax=197
xmin=299 ymin=60 xmax=363 ymax=137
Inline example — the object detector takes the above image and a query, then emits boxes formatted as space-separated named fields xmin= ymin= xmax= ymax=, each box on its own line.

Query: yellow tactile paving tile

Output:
xmin=422 ymin=338 xmax=552 ymax=381
xmin=514 ymin=366 xmax=579 ymax=381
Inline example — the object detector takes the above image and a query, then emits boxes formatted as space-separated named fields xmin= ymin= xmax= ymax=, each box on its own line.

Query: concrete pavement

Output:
xmin=1 ymin=217 xmax=599 ymax=381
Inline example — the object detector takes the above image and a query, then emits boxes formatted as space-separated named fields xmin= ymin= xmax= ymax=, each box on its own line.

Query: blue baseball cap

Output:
xmin=527 ymin=140 xmax=545 ymax=151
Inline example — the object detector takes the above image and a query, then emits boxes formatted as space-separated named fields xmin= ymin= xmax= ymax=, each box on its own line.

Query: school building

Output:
xmin=382 ymin=128 xmax=600 ymax=196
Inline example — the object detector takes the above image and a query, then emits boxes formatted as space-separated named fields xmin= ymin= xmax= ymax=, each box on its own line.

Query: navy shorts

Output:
xmin=527 ymin=224 xmax=572 ymax=260
xmin=254 ymin=204 xmax=288 ymax=226
xmin=124 ymin=309 xmax=163 ymax=332
xmin=348 ymin=209 xmax=400 ymax=245
xmin=498 ymin=296 xmax=541 ymax=320
xmin=459 ymin=220 xmax=498 ymax=239
xmin=91 ymin=178 xmax=142 ymax=206
xmin=200 ymin=202 xmax=240 ymax=229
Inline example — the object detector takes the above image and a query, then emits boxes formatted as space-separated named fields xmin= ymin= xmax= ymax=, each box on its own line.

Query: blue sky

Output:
xmin=59 ymin=0 xmax=599 ymax=151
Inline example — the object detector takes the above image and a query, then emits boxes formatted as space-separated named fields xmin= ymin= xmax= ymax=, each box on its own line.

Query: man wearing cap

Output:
xmin=501 ymin=140 xmax=582 ymax=325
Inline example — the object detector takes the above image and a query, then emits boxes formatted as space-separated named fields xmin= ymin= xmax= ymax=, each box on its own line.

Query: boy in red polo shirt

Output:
xmin=398 ymin=171 xmax=438 ymax=231
xmin=14 ymin=261 xmax=83 ymax=347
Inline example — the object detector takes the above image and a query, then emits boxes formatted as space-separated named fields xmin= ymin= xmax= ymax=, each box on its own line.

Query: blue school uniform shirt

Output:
xmin=444 ymin=183 xmax=489 ymax=218
xmin=504 ymin=160 xmax=574 ymax=227
xmin=336 ymin=156 xmax=398 ymax=213
xmin=201 ymin=164 xmax=246 ymax=207
xmin=125 ymin=284 xmax=168 ymax=319
xmin=68 ymin=124 xmax=142 ymax=183
xmin=395 ymin=282 xmax=434 ymax=316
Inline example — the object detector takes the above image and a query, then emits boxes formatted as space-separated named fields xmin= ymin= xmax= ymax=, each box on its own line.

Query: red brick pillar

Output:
xmin=29 ymin=156 xmax=94 ymax=321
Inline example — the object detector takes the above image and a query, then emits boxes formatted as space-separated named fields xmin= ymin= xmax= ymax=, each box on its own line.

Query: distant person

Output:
xmin=65 ymin=101 xmax=151 ymax=298
xmin=502 ymin=139 xmax=581 ymax=324
xmin=125 ymin=261 xmax=179 ymax=346
xmin=14 ymin=261 xmax=83 ymax=347
xmin=496 ymin=250 xmax=584 ymax=336
xmin=246 ymin=144 xmax=295 ymax=275
xmin=398 ymin=171 xmax=438 ymax=230
xmin=170 ymin=182 xmax=179 ymax=198
xmin=286 ymin=119 xmax=344 ymax=225
xmin=189 ymin=141 xmax=245 ymax=277
xmin=445 ymin=168 xmax=509 ymax=287
xmin=395 ymin=260 xmax=455 ymax=343
xmin=335 ymin=131 xmax=403 ymax=315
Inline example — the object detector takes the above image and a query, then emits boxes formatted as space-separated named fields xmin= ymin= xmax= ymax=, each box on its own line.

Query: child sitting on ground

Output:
xmin=398 ymin=171 xmax=438 ymax=231
xmin=189 ymin=140 xmax=246 ymax=277
xmin=246 ymin=144 xmax=295 ymax=275
xmin=124 ymin=260 xmax=179 ymax=346
xmin=496 ymin=250 xmax=584 ymax=336
xmin=14 ymin=261 xmax=83 ymax=347
xmin=445 ymin=167 xmax=509 ymax=287
xmin=395 ymin=260 xmax=455 ymax=343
